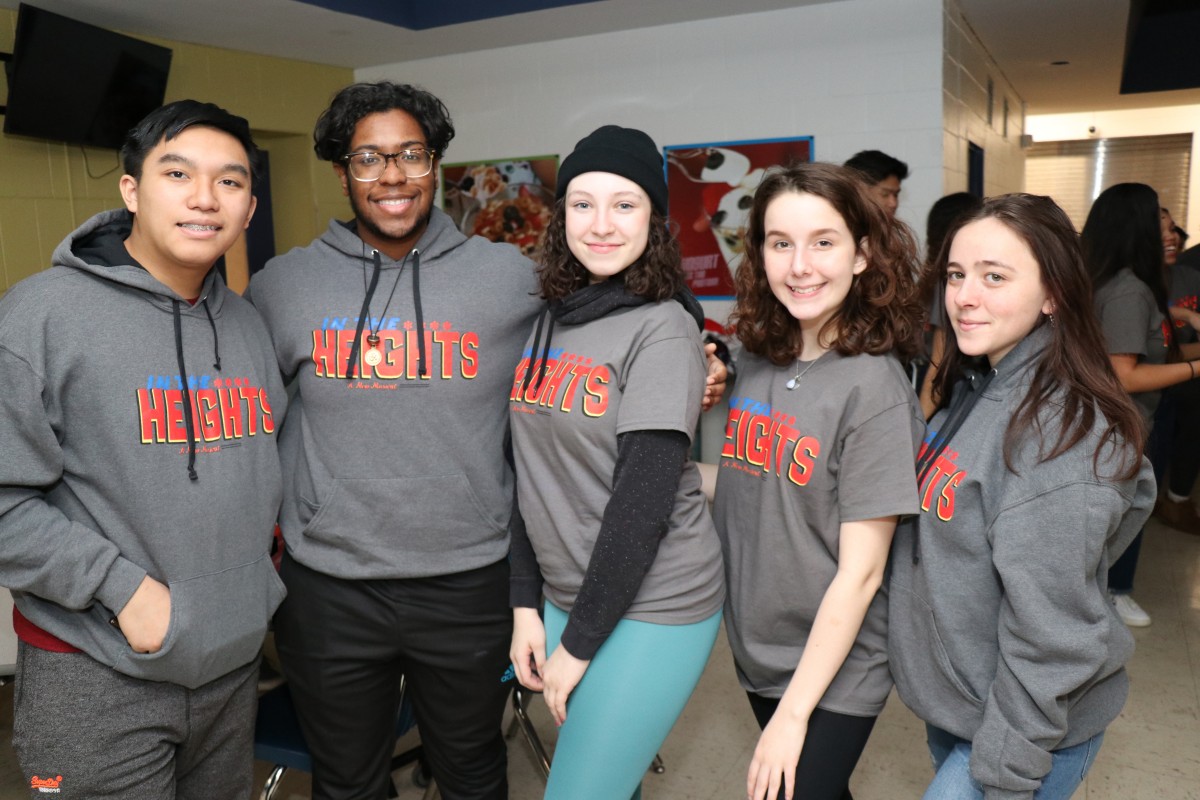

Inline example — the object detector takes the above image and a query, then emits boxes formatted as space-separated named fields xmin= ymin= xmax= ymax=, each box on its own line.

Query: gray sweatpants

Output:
xmin=12 ymin=643 xmax=258 ymax=800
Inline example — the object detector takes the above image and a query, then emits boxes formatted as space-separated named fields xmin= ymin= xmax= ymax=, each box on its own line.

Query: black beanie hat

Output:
xmin=555 ymin=125 xmax=668 ymax=215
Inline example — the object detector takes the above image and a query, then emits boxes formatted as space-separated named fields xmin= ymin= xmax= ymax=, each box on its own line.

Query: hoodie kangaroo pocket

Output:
xmin=115 ymin=554 xmax=285 ymax=689
xmin=300 ymin=475 xmax=504 ymax=557
xmin=889 ymin=584 xmax=984 ymax=710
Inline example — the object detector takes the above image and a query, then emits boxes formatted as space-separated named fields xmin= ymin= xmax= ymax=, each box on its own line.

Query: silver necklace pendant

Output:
xmin=786 ymin=357 xmax=815 ymax=390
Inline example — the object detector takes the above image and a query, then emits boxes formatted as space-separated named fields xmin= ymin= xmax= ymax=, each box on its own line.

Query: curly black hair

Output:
xmin=313 ymin=81 xmax=455 ymax=161
xmin=843 ymin=149 xmax=909 ymax=183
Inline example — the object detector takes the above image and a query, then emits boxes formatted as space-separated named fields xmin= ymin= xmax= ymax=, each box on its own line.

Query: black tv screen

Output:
xmin=3 ymin=4 xmax=172 ymax=149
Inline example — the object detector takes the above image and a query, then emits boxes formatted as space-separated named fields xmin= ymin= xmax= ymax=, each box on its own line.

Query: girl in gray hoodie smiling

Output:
xmin=889 ymin=194 xmax=1155 ymax=799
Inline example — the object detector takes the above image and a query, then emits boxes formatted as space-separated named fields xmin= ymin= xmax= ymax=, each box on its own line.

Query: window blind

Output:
xmin=1024 ymin=133 xmax=1191 ymax=231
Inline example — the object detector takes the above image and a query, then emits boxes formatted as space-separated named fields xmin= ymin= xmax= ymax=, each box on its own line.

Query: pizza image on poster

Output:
xmin=442 ymin=156 xmax=559 ymax=258
xmin=664 ymin=137 xmax=814 ymax=298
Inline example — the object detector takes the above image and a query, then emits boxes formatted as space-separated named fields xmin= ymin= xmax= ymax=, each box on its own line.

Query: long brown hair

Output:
xmin=536 ymin=199 xmax=684 ymax=301
xmin=932 ymin=193 xmax=1145 ymax=478
xmin=730 ymin=162 xmax=923 ymax=365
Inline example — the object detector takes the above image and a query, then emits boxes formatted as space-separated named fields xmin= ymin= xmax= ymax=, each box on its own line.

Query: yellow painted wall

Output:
xmin=0 ymin=10 xmax=353 ymax=294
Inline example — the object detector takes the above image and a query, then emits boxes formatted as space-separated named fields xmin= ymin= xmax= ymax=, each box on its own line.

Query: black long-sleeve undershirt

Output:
xmin=509 ymin=428 xmax=691 ymax=660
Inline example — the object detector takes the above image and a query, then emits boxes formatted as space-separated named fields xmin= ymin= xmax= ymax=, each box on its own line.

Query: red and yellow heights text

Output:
xmin=915 ymin=436 xmax=965 ymax=522
xmin=311 ymin=321 xmax=479 ymax=381
xmin=137 ymin=375 xmax=275 ymax=445
xmin=719 ymin=396 xmax=820 ymax=487
xmin=509 ymin=349 xmax=610 ymax=417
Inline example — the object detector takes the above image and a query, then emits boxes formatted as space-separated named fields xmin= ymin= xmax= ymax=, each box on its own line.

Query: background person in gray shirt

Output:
xmin=1083 ymin=183 xmax=1200 ymax=629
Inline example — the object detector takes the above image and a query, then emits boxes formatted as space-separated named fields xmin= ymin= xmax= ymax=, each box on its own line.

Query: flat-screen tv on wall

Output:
xmin=3 ymin=4 xmax=172 ymax=149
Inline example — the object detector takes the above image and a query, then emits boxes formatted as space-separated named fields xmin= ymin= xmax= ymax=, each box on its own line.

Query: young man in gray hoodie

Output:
xmin=0 ymin=101 xmax=285 ymax=798
xmin=248 ymin=81 xmax=537 ymax=800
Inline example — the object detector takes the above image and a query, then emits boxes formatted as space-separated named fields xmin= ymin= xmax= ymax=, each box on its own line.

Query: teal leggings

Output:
xmin=542 ymin=603 xmax=722 ymax=800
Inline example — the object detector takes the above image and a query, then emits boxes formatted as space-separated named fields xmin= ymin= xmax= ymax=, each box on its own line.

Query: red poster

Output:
xmin=665 ymin=137 xmax=814 ymax=297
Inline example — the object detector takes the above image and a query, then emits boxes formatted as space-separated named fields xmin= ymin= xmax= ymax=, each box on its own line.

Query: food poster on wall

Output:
xmin=441 ymin=156 xmax=559 ymax=258
xmin=664 ymin=137 xmax=814 ymax=298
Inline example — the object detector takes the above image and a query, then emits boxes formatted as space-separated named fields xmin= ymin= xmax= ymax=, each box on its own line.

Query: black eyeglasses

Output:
xmin=340 ymin=149 xmax=436 ymax=181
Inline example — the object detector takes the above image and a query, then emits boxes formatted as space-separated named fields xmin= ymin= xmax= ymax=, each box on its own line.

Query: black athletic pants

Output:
xmin=746 ymin=692 xmax=877 ymax=800
xmin=274 ymin=552 xmax=512 ymax=800
xmin=1155 ymin=379 xmax=1200 ymax=497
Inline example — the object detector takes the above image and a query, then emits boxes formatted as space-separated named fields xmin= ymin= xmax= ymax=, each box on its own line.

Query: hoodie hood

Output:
xmin=920 ymin=323 xmax=1054 ymax=467
xmin=55 ymin=209 xmax=227 ymax=313
xmin=318 ymin=205 xmax=468 ymax=267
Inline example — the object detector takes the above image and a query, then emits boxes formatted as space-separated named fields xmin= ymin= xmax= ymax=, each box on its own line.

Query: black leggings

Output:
xmin=1158 ymin=380 xmax=1200 ymax=496
xmin=746 ymin=692 xmax=877 ymax=800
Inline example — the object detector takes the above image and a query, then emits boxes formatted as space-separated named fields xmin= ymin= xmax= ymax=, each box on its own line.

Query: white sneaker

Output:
xmin=1110 ymin=592 xmax=1151 ymax=627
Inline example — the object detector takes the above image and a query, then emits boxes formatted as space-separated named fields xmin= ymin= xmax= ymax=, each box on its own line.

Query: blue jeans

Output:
xmin=923 ymin=725 xmax=1103 ymax=799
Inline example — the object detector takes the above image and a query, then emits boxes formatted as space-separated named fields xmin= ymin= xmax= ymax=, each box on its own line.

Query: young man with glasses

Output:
xmin=247 ymin=82 xmax=538 ymax=800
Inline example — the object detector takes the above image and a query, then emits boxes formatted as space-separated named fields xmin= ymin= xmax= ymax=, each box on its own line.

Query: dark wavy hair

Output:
xmin=730 ymin=162 xmax=923 ymax=365
xmin=844 ymin=149 xmax=909 ymax=183
xmin=122 ymin=100 xmax=263 ymax=189
xmin=932 ymin=193 xmax=1145 ymax=479
xmin=1081 ymin=182 xmax=1176 ymax=358
xmin=536 ymin=199 xmax=684 ymax=301
xmin=313 ymin=81 xmax=455 ymax=161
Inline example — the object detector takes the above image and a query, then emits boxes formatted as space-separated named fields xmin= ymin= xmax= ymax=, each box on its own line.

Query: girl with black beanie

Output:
xmin=507 ymin=125 xmax=724 ymax=799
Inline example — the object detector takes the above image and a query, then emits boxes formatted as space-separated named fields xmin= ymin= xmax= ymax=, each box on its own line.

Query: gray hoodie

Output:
xmin=888 ymin=326 xmax=1155 ymax=799
xmin=248 ymin=208 xmax=541 ymax=578
xmin=0 ymin=209 xmax=286 ymax=689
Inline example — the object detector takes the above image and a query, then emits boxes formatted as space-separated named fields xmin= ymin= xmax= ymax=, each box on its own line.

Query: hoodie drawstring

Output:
xmin=411 ymin=249 xmax=427 ymax=378
xmin=345 ymin=248 xmax=425 ymax=380
xmin=346 ymin=249 xmax=383 ymax=380
xmin=201 ymin=298 xmax=221 ymax=371
xmin=172 ymin=300 xmax=199 ymax=482
xmin=535 ymin=315 xmax=556 ymax=393
xmin=520 ymin=305 xmax=550 ymax=397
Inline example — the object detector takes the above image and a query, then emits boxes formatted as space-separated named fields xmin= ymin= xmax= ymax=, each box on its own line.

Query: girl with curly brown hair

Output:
xmin=507 ymin=125 xmax=724 ymax=799
xmin=712 ymin=161 xmax=925 ymax=800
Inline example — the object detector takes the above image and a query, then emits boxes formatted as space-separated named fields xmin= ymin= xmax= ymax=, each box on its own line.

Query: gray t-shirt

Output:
xmin=1093 ymin=267 xmax=1168 ymax=426
xmin=509 ymin=301 xmax=725 ymax=625
xmin=713 ymin=350 xmax=923 ymax=716
xmin=1169 ymin=261 xmax=1200 ymax=346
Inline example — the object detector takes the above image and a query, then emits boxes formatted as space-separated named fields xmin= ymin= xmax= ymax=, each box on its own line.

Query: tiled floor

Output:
xmin=1 ymin=518 xmax=1197 ymax=799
